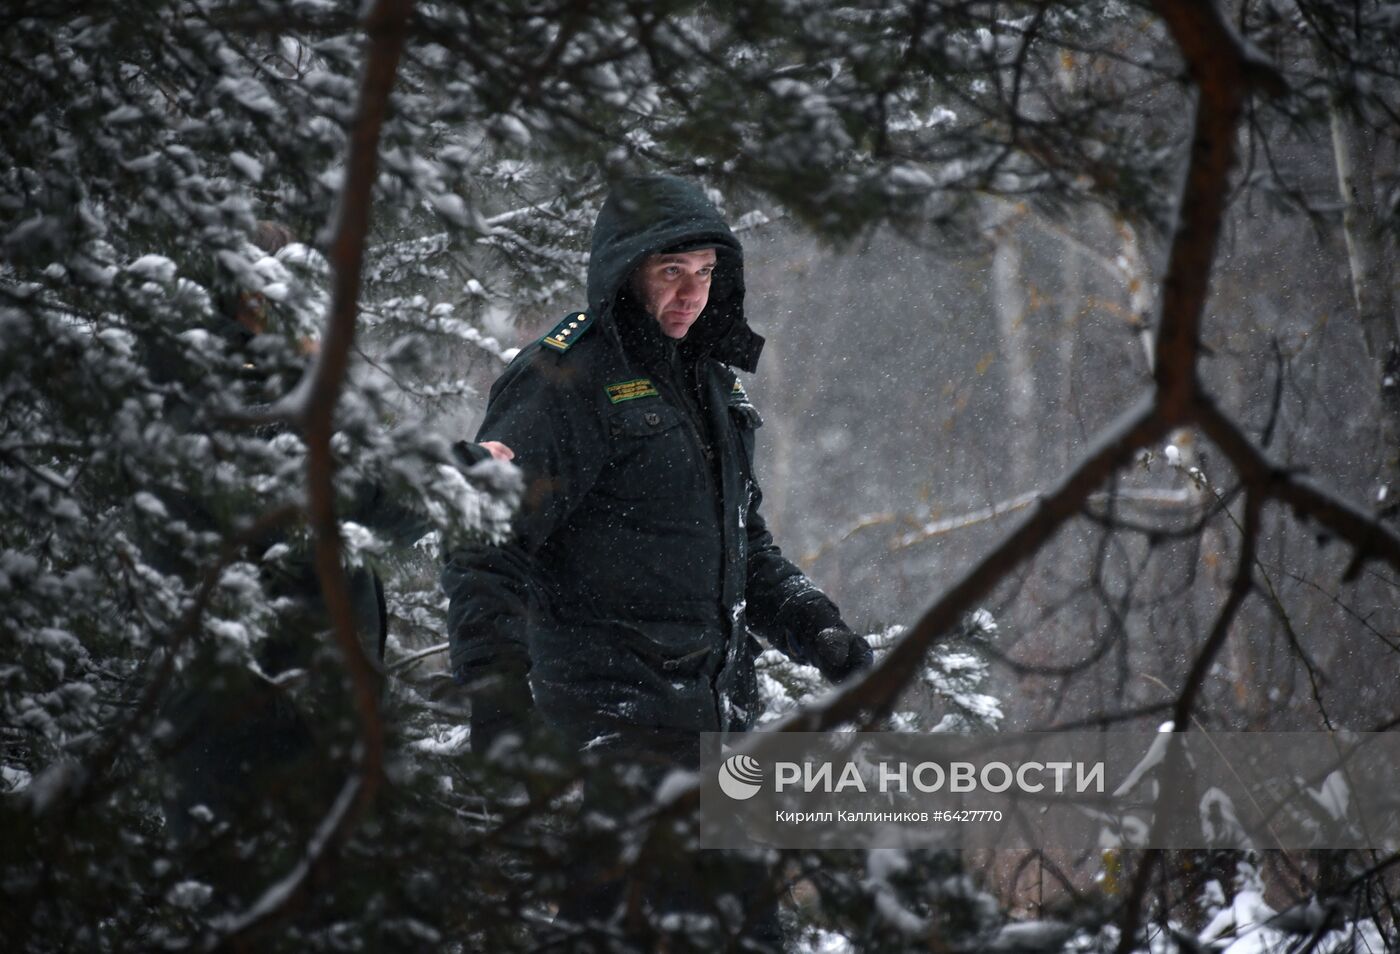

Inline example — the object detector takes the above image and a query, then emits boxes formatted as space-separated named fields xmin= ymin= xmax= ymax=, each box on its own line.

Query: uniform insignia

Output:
xmin=728 ymin=376 xmax=762 ymax=426
xmin=541 ymin=311 xmax=593 ymax=353
xmin=606 ymin=378 xmax=659 ymax=403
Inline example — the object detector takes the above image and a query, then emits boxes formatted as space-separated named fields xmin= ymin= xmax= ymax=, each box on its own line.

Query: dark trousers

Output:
xmin=548 ymin=725 xmax=785 ymax=952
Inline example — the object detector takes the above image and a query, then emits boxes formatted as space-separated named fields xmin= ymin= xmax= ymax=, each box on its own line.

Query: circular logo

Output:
xmin=717 ymin=753 xmax=764 ymax=800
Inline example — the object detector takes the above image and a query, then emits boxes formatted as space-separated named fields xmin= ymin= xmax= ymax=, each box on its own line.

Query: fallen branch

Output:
xmin=801 ymin=486 xmax=1206 ymax=567
xmin=388 ymin=640 xmax=450 ymax=673
xmin=893 ymin=486 xmax=1201 ymax=549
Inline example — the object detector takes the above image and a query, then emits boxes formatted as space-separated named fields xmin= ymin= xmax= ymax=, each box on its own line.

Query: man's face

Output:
xmin=633 ymin=248 xmax=716 ymax=339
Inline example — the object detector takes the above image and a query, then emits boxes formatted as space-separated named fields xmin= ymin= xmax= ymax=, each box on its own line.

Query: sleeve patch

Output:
xmin=728 ymin=377 xmax=756 ymax=408
xmin=541 ymin=312 xmax=593 ymax=352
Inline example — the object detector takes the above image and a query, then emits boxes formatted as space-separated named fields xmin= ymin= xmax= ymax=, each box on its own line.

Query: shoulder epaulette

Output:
xmin=540 ymin=311 xmax=594 ymax=353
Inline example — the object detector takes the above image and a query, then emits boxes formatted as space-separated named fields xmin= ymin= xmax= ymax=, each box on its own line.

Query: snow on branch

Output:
xmin=203 ymin=774 xmax=364 ymax=951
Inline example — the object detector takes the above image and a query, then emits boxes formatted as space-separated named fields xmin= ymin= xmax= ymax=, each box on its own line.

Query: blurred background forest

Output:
xmin=3 ymin=0 xmax=1399 ymax=951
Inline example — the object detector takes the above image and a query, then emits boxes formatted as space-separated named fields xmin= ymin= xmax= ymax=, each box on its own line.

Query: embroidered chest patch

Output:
xmin=606 ymin=378 xmax=659 ymax=403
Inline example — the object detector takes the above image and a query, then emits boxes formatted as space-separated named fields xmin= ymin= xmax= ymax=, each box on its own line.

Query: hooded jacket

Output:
xmin=442 ymin=176 xmax=847 ymax=750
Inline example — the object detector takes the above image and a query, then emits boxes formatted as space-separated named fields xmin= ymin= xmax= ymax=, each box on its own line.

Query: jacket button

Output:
xmin=728 ymin=546 xmax=738 ymax=563
xmin=645 ymin=412 xmax=660 ymax=426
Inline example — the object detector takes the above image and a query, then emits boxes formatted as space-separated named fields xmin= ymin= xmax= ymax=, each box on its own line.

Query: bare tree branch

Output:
xmin=1116 ymin=702 xmax=1251 ymax=950
xmin=204 ymin=0 xmax=413 ymax=946
xmin=1150 ymin=0 xmax=1250 ymax=416
xmin=302 ymin=0 xmax=410 ymax=791
xmin=1196 ymin=397 xmax=1400 ymax=575
xmin=781 ymin=395 xmax=1165 ymax=734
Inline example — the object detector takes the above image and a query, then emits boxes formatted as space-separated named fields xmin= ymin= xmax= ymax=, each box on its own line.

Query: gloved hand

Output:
xmin=465 ymin=667 xmax=535 ymax=756
xmin=811 ymin=626 xmax=874 ymax=683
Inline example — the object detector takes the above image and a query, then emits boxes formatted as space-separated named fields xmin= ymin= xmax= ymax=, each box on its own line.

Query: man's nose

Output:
xmin=678 ymin=275 xmax=703 ymax=301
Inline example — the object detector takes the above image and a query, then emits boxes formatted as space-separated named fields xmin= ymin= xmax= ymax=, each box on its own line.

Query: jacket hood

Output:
xmin=587 ymin=175 xmax=763 ymax=372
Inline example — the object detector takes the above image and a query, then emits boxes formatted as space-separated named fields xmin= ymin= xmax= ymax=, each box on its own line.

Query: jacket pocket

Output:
xmin=609 ymin=619 xmax=721 ymax=671
xmin=609 ymin=401 xmax=684 ymax=437
xmin=527 ymin=619 xmax=722 ymax=736
xmin=600 ymin=401 xmax=698 ymax=499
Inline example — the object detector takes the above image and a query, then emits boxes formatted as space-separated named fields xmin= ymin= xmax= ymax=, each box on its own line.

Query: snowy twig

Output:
xmin=799 ymin=510 xmax=898 ymax=567
xmin=203 ymin=774 xmax=363 ymax=948
xmin=1041 ymin=701 xmax=1175 ymax=732
xmin=895 ymin=487 xmax=1201 ymax=549
xmin=0 ymin=447 xmax=75 ymax=492
xmin=387 ymin=640 xmax=449 ymax=673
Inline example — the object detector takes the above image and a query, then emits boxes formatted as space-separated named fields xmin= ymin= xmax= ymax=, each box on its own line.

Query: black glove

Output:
xmin=464 ymin=666 xmax=535 ymax=756
xmin=811 ymin=626 xmax=874 ymax=683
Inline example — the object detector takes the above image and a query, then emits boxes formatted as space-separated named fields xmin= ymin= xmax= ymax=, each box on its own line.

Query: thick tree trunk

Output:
xmin=1330 ymin=106 xmax=1400 ymax=516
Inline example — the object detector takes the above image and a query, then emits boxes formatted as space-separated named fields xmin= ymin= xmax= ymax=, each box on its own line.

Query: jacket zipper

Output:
xmin=655 ymin=352 xmax=740 ymax=732
xmin=653 ymin=353 xmax=727 ymax=586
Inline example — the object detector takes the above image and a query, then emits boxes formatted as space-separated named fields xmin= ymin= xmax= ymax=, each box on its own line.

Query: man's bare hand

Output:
xmin=480 ymin=440 xmax=515 ymax=461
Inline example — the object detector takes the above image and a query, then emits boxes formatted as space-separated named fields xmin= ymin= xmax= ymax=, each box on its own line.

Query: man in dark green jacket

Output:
xmin=442 ymin=175 xmax=872 ymax=763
